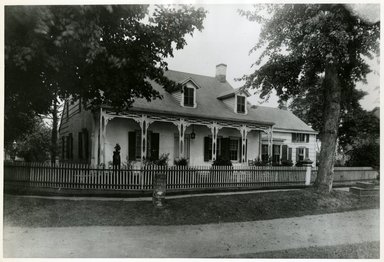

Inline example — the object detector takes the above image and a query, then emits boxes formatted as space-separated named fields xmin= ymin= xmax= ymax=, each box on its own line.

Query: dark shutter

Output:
xmin=292 ymin=133 xmax=296 ymax=142
xmin=306 ymin=134 xmax=309 ymax=143
xmin=78 ymin=132 xmax=83 ymax=160
xmin=288 ymin=148 xmax=292 ymax=161
xmin=151 ymin=133 xmax=160 ymax=160
xmin=305 ymin=148 xmax=309 ymax=159
xmin=282 ymin=145 xmax=288 ymax=161
xmin=128 ymin=131 xmax=136 ymax=160
xmin=238 ymin=139 xmax=242 ymax=162
xmin=296 ymin=148 xmax=300 ymax=162
xmin=83 ymin=129 xmax=89 ymax=161
xmin=204 ymin=137 xmax=210 ymax=161
xmin=245 ymin=139 xmax=248 ymax=162
xmin=62 ymin=137 xmax=65 ymax=160
xmin=221 ymin=138 xmax=230 ymax=160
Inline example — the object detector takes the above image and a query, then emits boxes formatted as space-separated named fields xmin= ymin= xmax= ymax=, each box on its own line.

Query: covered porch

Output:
xmin=93 ymin=109 xmax=274 ymax=167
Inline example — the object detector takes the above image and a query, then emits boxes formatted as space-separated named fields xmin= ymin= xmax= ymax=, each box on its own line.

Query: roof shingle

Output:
xmin=127 ymin=70 xmax=316 ymax=133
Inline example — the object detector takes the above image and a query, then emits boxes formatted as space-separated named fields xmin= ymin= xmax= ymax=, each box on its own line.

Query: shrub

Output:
xmin=280 ymin=160 xmax=293 ymax=166
xmin=174 ymin=158 xmax=188 ymax=166
xmin=144 ymin=153 xmax=170 ymax=166
xmin=212 ymin=157 xmax=233 ymax=166
xmin=346 ymin=142 xmax=380 ymax=168
xmin=154 ymin=153 xmax=169 ymax=166
xmin=295 ymin=159 xmax=313 ymax=167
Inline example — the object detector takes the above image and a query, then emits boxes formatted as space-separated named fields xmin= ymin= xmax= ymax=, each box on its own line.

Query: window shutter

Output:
xmin=306 ymin=134 xmax=309 ymax=143
xmin=151 ymin=133 xmax=160 ymax=160
xmin=296 ymin=148 xmax=300 ymax=163
xmin=238 ymin=139 xmax=242 ymax=162
xmin=83 ymin=129 xmax=89 ymax=161
xmin=245 ymin=139 xmax=248 ymax=162
xmin=288 ymin=147 xmax=292 ymax=161
xmin=221 ymin=138 xmax=230 ymax=160
xmin=292 ymin=133 xmax=296 ymax=142
xmin=78 ymin=132 xmax=83 ymax=160
xmin=128 ymin=131 xmax=136 ymax=160
xmin=68 ymin=134 xmax=73 ymax=160
xmin=62 ymin=137 xmax=65 ymax=159
xmin=204 ymin=137 xmax=210 ymax=161
xmin=305 ymin=148 xmax=309 ymax=159
xmin=174 ymin=134 xmax=179 ymax=159
xmin=282 ymin=145 xmax=288 ymax=161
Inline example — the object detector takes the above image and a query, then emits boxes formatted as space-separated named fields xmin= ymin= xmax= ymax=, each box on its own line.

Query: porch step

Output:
xmin=356 ymin=181 xmax=379 ymax=189
xmin=349 ymin=186 xmax=379 ymax=197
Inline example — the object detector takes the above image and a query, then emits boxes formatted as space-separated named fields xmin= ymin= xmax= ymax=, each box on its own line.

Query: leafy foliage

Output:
xmin=240 ymin=4 xmax=379 ymax=102
xmin=5 ymin=5 xmax=206 ymax=143
xmin=212 ymin=157 xmax=233 ymax=166
xmin=144 ymin=153 xmax=170 ymax=166
xmin=240 ymin=4 xmax=379 ymax=191
xmin=289 ymin=80 xmax=379 ymax=150
xmin=174 ymin=157 xmax=188 ymax=166
xmin=15 ymin=118 xmax=52 ymax=162
xmin=346 ymin=142 xmax=379 ymax=168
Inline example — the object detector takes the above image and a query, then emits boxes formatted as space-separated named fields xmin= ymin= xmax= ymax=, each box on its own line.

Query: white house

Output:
xmin=59 ymin=64 xmax=318 ymax=167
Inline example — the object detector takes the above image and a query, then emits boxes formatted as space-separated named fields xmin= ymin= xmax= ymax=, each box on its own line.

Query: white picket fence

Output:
xmin=4 ymin=162 xmax=378 ymax=192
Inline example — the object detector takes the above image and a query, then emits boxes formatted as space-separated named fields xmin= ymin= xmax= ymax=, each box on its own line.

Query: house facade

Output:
xmin=59 ymin=64 xmax=318 ymax=167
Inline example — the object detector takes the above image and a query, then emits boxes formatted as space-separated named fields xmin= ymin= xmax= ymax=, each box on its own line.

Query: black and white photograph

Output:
xmin=2 ymin=1 xmax=381 ymax=259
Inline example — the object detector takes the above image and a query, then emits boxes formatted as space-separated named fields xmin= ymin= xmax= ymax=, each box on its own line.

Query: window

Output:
xmin=128 ymin=131 xmax=159 ymax=160
xmin=204 ymin=137 xmax=241 ymax=162
xmin=261 ymin=144 xmax=269 ymax=162
xmin=183 ymin=87 xmax=194 ymax=107
xmin=236 ymin=95 xmax=246 ymax=114
xmin=292 ymin=133 xmax=310 ymax=143
xmin=229 ymin=138 xmax=239 ymax=161
xmin=296 ymin=147 xmax=309 ymax=162
xmin=272 ymin=145 xmax=280 ymax=164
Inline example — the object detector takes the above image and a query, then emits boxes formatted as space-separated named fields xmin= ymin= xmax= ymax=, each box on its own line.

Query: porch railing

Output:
xmin=3 ymin=162 xmax=378 ymax=192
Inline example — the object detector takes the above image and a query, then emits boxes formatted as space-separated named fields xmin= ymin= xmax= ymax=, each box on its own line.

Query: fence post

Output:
xmin=303 ymin=160 xmax=313 ymax=186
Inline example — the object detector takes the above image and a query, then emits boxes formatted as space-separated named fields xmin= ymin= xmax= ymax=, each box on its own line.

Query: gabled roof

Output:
xmin=115 ymin=69 xmax=316 ymax=133
xmin=217 ymin=87 xmax=251 ymax=100
xmin=179 ymin=77 xmax=201 ymax=89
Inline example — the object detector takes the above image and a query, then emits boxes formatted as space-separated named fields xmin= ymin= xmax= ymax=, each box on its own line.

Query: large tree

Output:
xmin=240 ymin=4 xmax=379 ymax=192
xmin=5 ymin=5 xmax=206 ymax=144
xmin=289 ymin=81 xmax=379 ymax=151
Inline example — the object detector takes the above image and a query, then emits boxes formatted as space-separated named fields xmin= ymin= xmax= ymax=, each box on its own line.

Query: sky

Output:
xmin=165 ymin=4 xmax=380 ymax=111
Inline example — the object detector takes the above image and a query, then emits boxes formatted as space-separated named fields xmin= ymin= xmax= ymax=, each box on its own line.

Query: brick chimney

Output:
xmin=215 ymin=63 xmax=227 ymax=83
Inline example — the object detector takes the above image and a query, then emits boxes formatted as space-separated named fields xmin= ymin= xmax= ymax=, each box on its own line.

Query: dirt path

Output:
xmin=3 ymin=209 xmax=379 ymax=258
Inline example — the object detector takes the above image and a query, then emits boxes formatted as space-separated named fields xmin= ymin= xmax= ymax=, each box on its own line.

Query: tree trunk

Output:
xmin=314 ymin=64 xmax=342 ymax=193
xmin=51 ymin=97 xmax=58 ymax=164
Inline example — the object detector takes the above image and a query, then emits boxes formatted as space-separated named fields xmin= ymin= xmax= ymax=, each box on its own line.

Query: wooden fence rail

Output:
xmin=4 ymin=162 xmax=378 ymax=192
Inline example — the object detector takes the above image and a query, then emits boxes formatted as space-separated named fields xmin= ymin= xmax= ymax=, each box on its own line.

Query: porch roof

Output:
xmin=104 ymin=70 xmax=316 ymax=133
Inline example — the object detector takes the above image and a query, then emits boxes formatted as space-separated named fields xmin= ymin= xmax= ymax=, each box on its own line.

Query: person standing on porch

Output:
xmin=113 ymin=144 xmax=121 ymax=172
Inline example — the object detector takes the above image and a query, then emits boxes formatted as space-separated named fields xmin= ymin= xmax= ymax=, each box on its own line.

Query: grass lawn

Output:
xmin=3 ymin=188 xmax=379 ymax=227
xmin=223 ymin=241 xmax=380 ymax=259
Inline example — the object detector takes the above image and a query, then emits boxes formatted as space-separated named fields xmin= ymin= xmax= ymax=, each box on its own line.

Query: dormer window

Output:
xmin=184 ymin=87 xmax=194 ymax=107
xmin=236 ymin=95 xmax=246 ymax=114
xmin=181 ymin=84 xmax=197 ymax=108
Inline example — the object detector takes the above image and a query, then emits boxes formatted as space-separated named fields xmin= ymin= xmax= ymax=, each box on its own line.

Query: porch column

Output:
xmin=268 ymin=127 xmax=274 ymax=165
xmin=238 ymin=125 xmax=250 ymax=163
xmin=100 ymin=112 xmax=116 ymax=166
xmin=209 ymin=122 xmax=221 ymax=161
xmin=133 ymin=115 xmax=153 ymax=162
xmin=177 ymin=119 xmax=190 ymax=158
